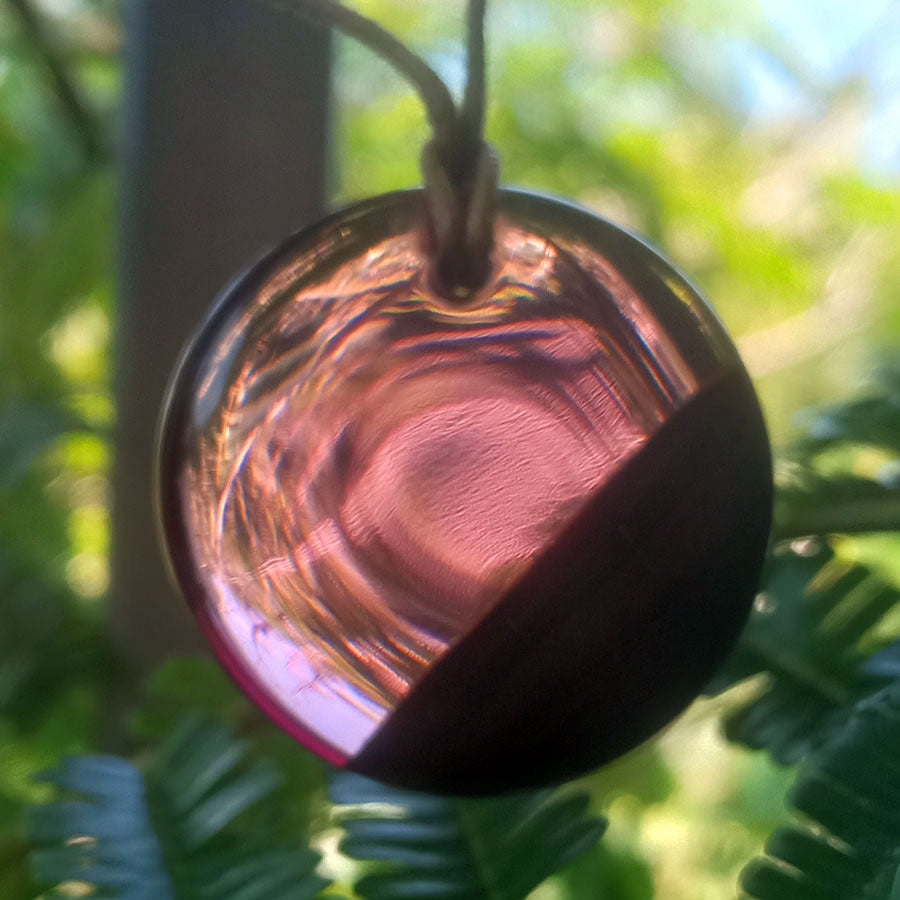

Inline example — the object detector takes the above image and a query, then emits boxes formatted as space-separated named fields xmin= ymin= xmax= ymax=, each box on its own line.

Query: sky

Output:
xmin=745 ymin=0 xmax=900 ymax=174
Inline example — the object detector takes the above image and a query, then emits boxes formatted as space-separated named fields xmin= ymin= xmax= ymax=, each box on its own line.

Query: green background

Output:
xmin=1 ymin=1 xmax=899 ymax=897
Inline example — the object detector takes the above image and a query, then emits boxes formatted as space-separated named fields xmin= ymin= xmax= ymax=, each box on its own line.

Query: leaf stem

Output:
xmin=5 ymin=0 xmax=106 ymax=162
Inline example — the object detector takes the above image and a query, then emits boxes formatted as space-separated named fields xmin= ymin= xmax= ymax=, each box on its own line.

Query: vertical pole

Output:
xmin=113 ymin=0 xmax=331 ymax=668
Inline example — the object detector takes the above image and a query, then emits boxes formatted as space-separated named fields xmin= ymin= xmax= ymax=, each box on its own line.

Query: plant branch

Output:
xmin=5 ymin=0 xmax=106 ymax=162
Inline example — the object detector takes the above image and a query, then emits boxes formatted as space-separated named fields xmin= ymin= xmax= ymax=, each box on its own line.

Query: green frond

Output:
xmin=29 ymin=718 xmax=330 ymax=900
xmin=776 ymin=365 xmax=900 ymax=539
xmin=791 ymin=361 xmax=900 ymax=456
xmin=708 ymin=540 xmax=898 ymax=764
xmin=29 ymin=754 xmax=175 ymax=900
xmin=740 ymin=678 xmax=900 ymax=900
xmin=331 ymin=771 xmax=606 ymax=900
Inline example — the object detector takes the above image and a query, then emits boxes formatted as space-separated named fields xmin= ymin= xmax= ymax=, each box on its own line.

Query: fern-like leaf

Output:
xmin=30 ymin=754 xmax=174 ymax=900
xmin=331 ymin=771 xmax=606 ymax=900
xmin=776 ymin=364 xmax=900 ymax=539
xmin=740 ymin=678 xmax=900 ymax=900
xmin=707 ymin=540 xmax=898 ymax=764
xmin=790 ymin=361 xmax=900 ymax=456
xmin=29 ymin=718 xmax=329 ymax=900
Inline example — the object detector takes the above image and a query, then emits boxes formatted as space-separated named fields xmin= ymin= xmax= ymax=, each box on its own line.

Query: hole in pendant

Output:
xmin=427 ymin=239 xmax=496 ymax=304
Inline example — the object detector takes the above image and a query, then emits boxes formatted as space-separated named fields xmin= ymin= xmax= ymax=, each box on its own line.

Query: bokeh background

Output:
xmin=1 ymin=0 xmax=899 ymax=897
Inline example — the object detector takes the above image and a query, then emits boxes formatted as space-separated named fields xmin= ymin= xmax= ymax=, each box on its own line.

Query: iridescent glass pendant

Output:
xmin=158 ymin=189 xmax=772 ymax=794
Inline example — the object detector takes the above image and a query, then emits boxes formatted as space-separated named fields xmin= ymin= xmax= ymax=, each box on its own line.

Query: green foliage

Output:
xmin=4 ymin=0 xmax=900 ymax=899
xmin=0 ymin=541 xmax=112 ymax=726
xmin=709 ymin=368 xmax=900 ymax=766
xmin=0 ymin=401 xmax=89 ymax=489
xmin=128 ymin=658 xmax=253 ymax=742
xmin=776 ymin=362 xmax=900 ymax=539
xmin=129 ymin=658 xmax=328 ymax=839
xmin=708 ymin=540 xmax=899 ymax=764
xmin=29 ymin=718 xmax=330 ymax=900
xmin=31 ymin=755 xmax=176 ymax=900
xmin=331 ymin=772 xmax=607 ymax=899
xmin=740 ymin=679 xmax=900 ymax=900
xmin=556 ymin=840 xmax=655 ymax=900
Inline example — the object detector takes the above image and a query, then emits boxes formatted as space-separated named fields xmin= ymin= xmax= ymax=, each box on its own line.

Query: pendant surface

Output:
xmin=158 ymin=189 xmax=772 ymax=794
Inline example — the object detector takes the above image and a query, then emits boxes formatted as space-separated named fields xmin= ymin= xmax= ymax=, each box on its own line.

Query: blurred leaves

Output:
xmin=0 ymin=400 xmax=89 ymax=488
xmin=776 ymin=361 xmax=900 ymax=539
xmin=29 ymin=718 xmax=330 ymax=900
xmin=31 ymin=755 xmax=176 ymax=900
xmin=0 ymin=541 xmax=112 ymax=727
xmin=708 ymin=540 xmax=899 ymax=765
xmin=709 ymin=368 xmax=900 ymax=768
xmin=0 ymin=171 xmax=113 ymax=393
xmin=129 ymin=658 xmax=327 ymax=838
xmin=2 ymin=1 xmax=900 ymax=900
xmin=0 ymin=11 xmax=116 ymax=898
xmin=556 ymin=840 xmax=654 ymax=900
xmin=331 ymin=771 xmax=607 ymax=900
xmin=128 ymin=658 xmax=250 ymax=743
xmin=740 ymin=678 xmax=900 ymax=900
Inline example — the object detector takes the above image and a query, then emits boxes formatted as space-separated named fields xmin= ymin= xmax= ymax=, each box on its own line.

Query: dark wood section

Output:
xmin=352 ymin=369 xmax=772 ymax=795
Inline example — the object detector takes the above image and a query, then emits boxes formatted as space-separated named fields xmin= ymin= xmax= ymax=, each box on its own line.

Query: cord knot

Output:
xmin=422 ymin=139 xmax=499 ymax=299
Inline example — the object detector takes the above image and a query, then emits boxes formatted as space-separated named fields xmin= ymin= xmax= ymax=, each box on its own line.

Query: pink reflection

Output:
xmin=177 ymin=217 xmax=701 ymax=760
xmin=209 ymin=576 xmax=383 ymax=760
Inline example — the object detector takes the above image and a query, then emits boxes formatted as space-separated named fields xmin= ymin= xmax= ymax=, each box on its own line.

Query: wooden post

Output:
xmin=112 ymin=0 xmax=331 ymax=668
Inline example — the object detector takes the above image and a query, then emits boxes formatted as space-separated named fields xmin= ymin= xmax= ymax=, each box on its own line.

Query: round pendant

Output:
xmin=158 ymin=189 xmax=772 ymax=795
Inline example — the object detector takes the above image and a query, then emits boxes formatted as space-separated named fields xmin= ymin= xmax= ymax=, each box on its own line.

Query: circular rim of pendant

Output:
xmin=157 ymin=187 xmax=773 ymax=786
